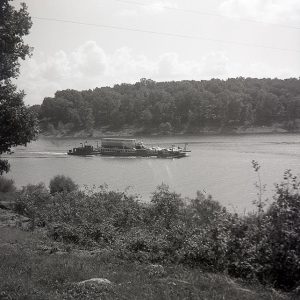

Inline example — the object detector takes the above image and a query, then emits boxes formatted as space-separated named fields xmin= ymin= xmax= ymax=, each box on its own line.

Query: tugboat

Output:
xmin=68 ymin=143 xmax=99 ymax=156
xmin=157 ymin=144 xmax=190 ymax=158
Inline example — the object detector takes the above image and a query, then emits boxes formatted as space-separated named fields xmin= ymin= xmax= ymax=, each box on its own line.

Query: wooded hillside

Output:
xmin=34 ymin=77 xmax=300 ymax=134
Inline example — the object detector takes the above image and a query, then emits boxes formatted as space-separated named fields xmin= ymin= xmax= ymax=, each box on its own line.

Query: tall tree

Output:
xmin=0 ymin=0 xmax=37 ymax=174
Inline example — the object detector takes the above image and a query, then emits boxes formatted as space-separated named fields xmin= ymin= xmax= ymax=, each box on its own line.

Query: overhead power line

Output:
xmin=113 ymin=0 xmax=300 ymax=31
xmin=32 ymin=16 xmax=300 ymax=53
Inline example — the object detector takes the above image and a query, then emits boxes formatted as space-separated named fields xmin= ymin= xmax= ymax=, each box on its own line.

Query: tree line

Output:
xmin=34 ymin=77 xmax=300 ymax=134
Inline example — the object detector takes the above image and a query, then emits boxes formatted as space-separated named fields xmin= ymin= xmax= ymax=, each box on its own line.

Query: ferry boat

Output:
xmin=157 ymin=145 xmax=190 ymax=158
xmin=67 ymin=139 xmax=190 ymax=158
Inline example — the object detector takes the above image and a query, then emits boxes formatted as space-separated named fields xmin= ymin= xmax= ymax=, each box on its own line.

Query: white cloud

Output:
xmin=16 ymin=40 xmax=298 ymax=105
xmin=117 ymin=1 xmax=178 ymax=17
xmin=142 ymin=1 xmax=178 ymax=14
xmin=157 ymin=53 xmax=190 ymax=78
xmin=219 ymin=0 xmax=300 ymax=25
xmin=200 ymin=52 xmax=230 ymax=79
xmin=117 ymin=8 xmax=139 ymax=17
xmin=71 ymin=41 xmax=107 ymax=77
xmin=108 ymin=47 xmax=156 ymax=79
xmin=38 ymin=51 xmax=72 ymax=81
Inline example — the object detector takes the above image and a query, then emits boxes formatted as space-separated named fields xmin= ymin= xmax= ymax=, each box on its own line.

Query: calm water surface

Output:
xmin=4 ymin=134 xmax=300 ymax=212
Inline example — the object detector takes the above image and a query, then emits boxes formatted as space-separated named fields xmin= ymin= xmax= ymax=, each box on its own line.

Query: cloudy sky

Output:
xmin=13 ymin=0 xmax=300 ymax=105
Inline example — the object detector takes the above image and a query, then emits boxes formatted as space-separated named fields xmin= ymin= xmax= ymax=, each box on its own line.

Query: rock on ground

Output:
xmin=78 ymin=278 xmax=112 ymax=285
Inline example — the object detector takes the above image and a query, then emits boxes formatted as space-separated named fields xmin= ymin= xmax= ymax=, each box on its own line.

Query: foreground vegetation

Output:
xmin=0 ymin=227 xmax=287 ymax=300
xmin=0 ymin=165 xmax=300 ymax=298
xmin=33 ymin=77 xmax=300 ymax=135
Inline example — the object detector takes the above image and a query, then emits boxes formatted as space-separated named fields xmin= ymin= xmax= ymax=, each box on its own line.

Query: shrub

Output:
xmin=262 ymin=170 xmax=300 ymax=289
xmin=186 ymin=191 xmax=227 ymax=227
xmin=49 ymin=175 xmax=77 ymax=194
xmin=47 ymin=222 xmax=82 ymax=244
xmin=150 ymin=184 xmax=184 ymax=229
xmin=15 ymin=183 xmax=51 ymax=229
xmin=114 ymin=228 xmax=170 ymax=262
xmin=180 ymin=214 xmax=231 ymax=270
xmin=0 ymin=176 xmax=16 ymax=193
xmin=225 ymin=169 xmax=300 ymax=290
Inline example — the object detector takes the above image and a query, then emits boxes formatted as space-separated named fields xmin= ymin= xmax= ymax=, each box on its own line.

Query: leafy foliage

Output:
xmin=49 ymin=175 xmax=78 ymax=194
xmin=36 ymin=78 xmax=300 ymax=134
xmin=0 ymin=176 xmax=16 ymax=193
xmin=0 ymin=0 xmax=38 ymax=174
xmin=14 ymin=183 xmax=50 ymax=229
xmin=12 ymin=171 xmax=300 ymax=291
xmin=263 ymin=170 xmax=300 ymax=289
xmin=1 ymin=226 xmax=287 ymax=300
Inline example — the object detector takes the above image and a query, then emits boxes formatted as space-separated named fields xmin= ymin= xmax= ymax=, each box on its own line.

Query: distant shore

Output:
xmin=38 ymin=124 xmax=300 ymax=139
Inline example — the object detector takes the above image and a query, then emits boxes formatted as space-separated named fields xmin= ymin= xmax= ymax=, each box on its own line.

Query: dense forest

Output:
xmin=33 ymin=77 xmax=300 ymax=135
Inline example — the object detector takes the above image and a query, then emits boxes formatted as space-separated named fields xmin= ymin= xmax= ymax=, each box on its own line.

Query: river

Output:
xmin=3 ymin=134 xmax=300 ymax=213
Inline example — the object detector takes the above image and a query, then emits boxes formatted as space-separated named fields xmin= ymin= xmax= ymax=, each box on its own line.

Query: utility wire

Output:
xmin=32 ymin=16 xmax=300 ymax=53
xmin=113 ymin=0 xmax=300 ymax=30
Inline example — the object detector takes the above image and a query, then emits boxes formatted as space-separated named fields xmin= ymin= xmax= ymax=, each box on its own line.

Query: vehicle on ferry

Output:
xmin=99 ymin=138 xmax=158 ymax=157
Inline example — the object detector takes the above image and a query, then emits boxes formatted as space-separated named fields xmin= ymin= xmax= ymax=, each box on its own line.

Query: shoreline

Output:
xmin=38 ymin=125 xmax=300 ymax=139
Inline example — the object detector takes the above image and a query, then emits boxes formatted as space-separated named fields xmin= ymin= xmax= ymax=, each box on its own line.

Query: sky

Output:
xmin=12 ymin=0 xmax=300 ymax=105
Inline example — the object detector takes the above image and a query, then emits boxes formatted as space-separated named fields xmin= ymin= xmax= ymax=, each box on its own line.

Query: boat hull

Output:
xmin=67 ymin=139 xmax=190 ymax=158
xmin=100 ymin=148 xmax=157 ymax=157
xmin=157 ymin=151 xmax=188 ymax=158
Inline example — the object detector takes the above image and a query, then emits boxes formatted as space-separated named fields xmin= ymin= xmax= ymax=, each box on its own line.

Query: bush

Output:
xmin=224 ymin=169 xmax=300 ymax=290
xmin=14 ymin=183 xmax=51 ymax=229
xmin=0 ymin=176 xmax=16 ymax=193
xmin=49 ymin=175 xmax=77 ymax=194
xmin=150 ymin=184 xmax=184 ymax=229
xmin=262 ymin=170 xmax=300 ymax=289
xmin=114 ymin=228 xmax=170 ymax=262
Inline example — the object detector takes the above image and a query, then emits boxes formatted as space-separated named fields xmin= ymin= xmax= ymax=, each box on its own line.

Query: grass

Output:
xmin=0 ymin=226 xmax=291 ymax=300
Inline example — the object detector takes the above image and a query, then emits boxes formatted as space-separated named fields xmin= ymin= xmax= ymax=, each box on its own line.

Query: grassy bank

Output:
xmin=0 ymin=225 xmax=290 ymax=300
xmin=1 ymin=168 xmax=300 ymax=298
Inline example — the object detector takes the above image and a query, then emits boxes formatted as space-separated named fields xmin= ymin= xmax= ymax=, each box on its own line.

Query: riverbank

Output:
xmin=40 ymin=124 xmax=295 ymax=139
xmin=1 ymin=172 xmax=300 ymax=296
xmin=0 ymin=196 xmax=293 ymax=300
xmin=0 ymin=220 xmax=288 ymax=300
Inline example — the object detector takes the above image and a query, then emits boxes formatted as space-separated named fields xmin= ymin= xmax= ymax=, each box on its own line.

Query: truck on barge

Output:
xmin=100 ymin=138 xmax=157 ymax=157
xmin=100 ymin=138 xmax=190 ymax=158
